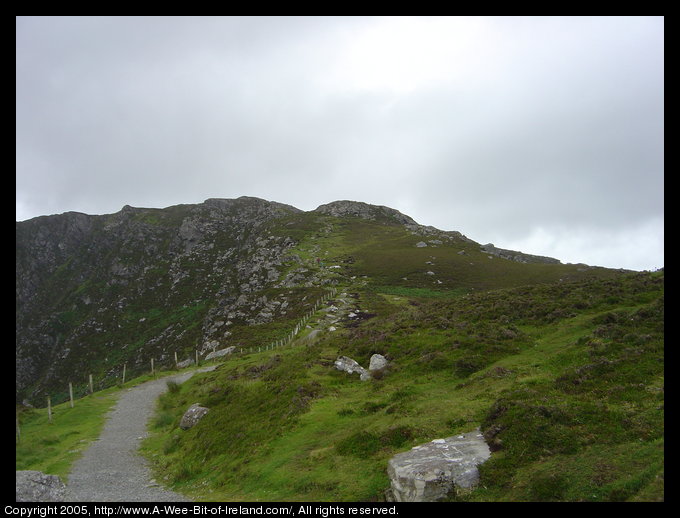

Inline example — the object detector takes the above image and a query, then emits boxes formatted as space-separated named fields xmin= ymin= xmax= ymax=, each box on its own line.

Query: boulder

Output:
xmin=369 ymin=354 xmax=389 ymax=372
xmin=387 ymin=429 xmax=491 ymax=502
xmin=179 ymin=403 xmax=210 ymax=430
xmin=334 ymin=356 xmax=370 ymax=381
xmin=205 ymin=346 xmax=236 ymax=361
xmin=16 ymin=470 xmax=66 ymax=502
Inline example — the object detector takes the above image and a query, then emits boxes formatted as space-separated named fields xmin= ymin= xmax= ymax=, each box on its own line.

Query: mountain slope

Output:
xmin=140 ymin=270 xmax=663 ymax=501
xmin=16 ymin=196 xmax=662 ymax=502
xmin=16 ymin=197 xmax=623 ymax=405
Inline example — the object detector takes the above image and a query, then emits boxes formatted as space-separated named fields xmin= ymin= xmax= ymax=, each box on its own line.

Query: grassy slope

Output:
xmin=17 ymin=213 xmax=663 ymax=501
xmin=141 ymin=270 xmax=663 ymax=502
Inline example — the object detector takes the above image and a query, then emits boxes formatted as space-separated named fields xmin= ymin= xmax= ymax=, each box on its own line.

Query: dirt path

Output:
xmin=63 ymin=367 xmax=215 ymax=502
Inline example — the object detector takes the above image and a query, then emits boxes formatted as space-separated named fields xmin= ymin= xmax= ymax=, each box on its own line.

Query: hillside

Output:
xmin=140 ymin=270 xmax=663 ymax=501
xmin=16 ymin=197 xmax=623 ymax=405
xmin=16 ymin=196 xmax=663 ymax=502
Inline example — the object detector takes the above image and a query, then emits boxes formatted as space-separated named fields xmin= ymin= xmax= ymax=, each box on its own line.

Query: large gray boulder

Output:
xmin=179 ymin=403 xmax=210 ymax=430
xmin=16 ymin=470 xmax=66 ymax=502
xmin=387 ymin=429 xmax=491 ymax=502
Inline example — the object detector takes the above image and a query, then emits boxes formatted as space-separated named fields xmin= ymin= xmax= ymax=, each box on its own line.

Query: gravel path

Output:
xmin=63 ymin=367 xmax=216 ymax=502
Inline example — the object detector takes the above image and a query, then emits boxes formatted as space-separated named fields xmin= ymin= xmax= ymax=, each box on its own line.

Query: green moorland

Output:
xmin=139 ymin=270 xmax=663 ymax=502
xmin=16 ymin=209 xmax=664 ymax=501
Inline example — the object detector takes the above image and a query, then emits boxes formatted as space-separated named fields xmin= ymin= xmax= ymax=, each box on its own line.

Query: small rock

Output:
xmin=179 ymin=403 xmax=210 ymax=430
xmin=415 ymin=241 xmax=428 ymax=248
xmin=369 ymin=354 xmax=389 ymax=372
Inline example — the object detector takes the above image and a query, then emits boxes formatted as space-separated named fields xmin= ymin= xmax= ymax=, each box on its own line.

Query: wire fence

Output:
xmin=32 ymin=287 xmax=339 ymax=417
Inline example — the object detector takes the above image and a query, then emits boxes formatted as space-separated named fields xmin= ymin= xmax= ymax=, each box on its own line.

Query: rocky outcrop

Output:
xmin=179 ymin=403 xmax=210 ymax=430
xmin=314 ymin=200 xmax=417 ymax=226
xmin=481 ymin=243 xmax=561 ymax=264
xmin=16 ymin=470 xmax=66 ymax=502
xmin=387 ymin=430 xmax=491 ymax=502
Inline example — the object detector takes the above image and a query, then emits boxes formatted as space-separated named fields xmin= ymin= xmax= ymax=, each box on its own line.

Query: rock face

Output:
xmin=16 ymin=470 xmax=66 ymax=502
xmin=334 ymin=356 xmax=370 ymax=381
xmin=16 ymin=196 xmax=305 ymax=404
xmin=387 ymin=430 xmax=491 ymax=502
xmin=179 ymin=403 xmax=210 ymax=430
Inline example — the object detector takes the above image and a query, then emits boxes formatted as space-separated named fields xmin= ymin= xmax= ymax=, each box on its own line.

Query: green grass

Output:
xmin=16 ymin=391 xmax=117 ymax=481
xmin=17 ymin=271 xmax=663 ymax=501
xmin=140 ymin=271 xmax=663 ymax=502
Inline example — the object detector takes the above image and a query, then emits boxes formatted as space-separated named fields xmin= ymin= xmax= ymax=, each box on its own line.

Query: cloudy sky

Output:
xmin=16 ymin=16 xmax=664 ymax=270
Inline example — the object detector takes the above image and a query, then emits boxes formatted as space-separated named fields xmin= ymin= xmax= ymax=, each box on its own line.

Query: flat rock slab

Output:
xmin=387 ymin=429 xmax=491 ymax=502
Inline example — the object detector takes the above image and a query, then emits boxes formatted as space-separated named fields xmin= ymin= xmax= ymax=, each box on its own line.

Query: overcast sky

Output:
xmin=16 ymin=16 xmax=663 ymax=270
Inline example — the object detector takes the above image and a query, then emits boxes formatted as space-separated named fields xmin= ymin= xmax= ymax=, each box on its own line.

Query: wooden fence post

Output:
xmin=89 ymin=374 xmax=93 ymax=395
xmin=174 ymin=351 xmax=178 ymax=369
xmin=69 ymin=383 xmax=74 ymax=408
xmin=47 ymin=396 xmax=52 ymax=424
xmin=151 ymin=358 xmax=155 ymax=376
xmin=122 ymin=363 xmax=127 ymax=385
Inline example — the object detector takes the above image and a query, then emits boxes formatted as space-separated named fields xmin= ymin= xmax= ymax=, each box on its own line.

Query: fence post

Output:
xmin=196 ymin=349 xmax=199 ymax=366
xmin=122 ymin=363 xmax=127 ymax=385
xmin=151 ymin=358 xmax=155 ymax=376
xmin=47 ymin=396 xmax=52 ymax=424
xmin=69 ymin=383 xmax=74 ymax=408
xmin=174 ymin=351 xmax=178 ymax=369
xmin=89 ymin=374 xmax=93 ymax=395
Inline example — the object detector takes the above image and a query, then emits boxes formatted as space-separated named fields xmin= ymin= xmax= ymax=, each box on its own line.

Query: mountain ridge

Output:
xmin=17 ymin=195 xmax=618 ymax=404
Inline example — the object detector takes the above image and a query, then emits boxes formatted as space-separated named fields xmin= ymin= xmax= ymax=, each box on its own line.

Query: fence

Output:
xmin=234 ymin=287 xmax=337 ymax=354
xmin=34 ymin=287 xmax=339 ymax=420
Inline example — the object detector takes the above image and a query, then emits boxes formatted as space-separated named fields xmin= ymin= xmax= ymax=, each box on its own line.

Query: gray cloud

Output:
xmin=16 ymin=16 xmax=663 ymax=270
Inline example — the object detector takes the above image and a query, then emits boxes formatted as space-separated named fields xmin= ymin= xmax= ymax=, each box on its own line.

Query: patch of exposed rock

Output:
xmin=313 ymin=200 xmax=417 ymax=226
xmin=16 ymin=470 xmax=66 ymax=502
